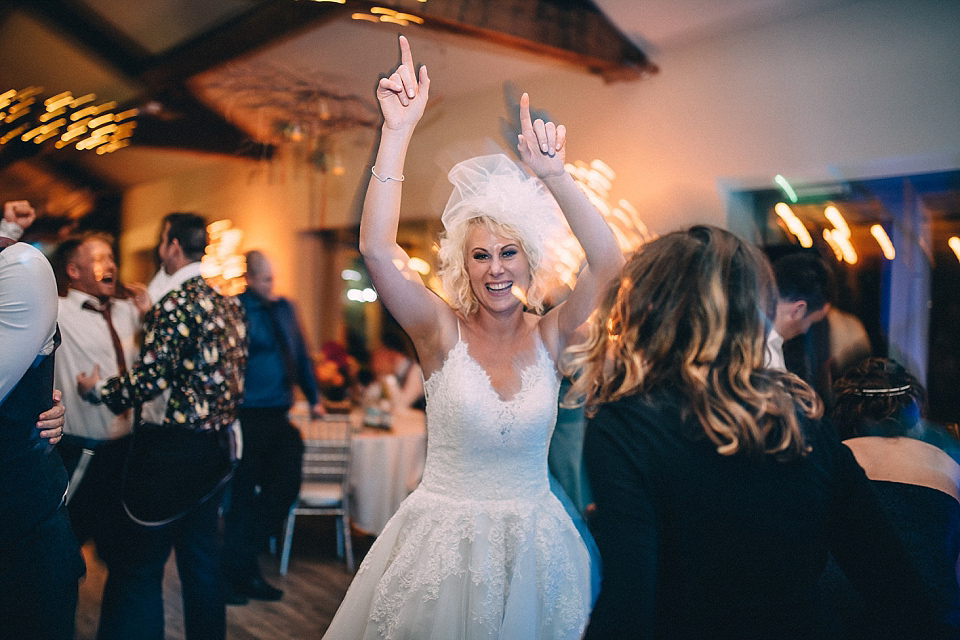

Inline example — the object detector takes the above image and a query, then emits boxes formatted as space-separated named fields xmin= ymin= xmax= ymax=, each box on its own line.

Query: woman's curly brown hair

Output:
xmin=565 ymin=225 xmax=820 ymax=461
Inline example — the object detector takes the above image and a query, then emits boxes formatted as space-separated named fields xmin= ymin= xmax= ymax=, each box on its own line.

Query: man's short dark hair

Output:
xmin=773 ymin=251 xmax=836 ymax=313
xmin=163 ymin=213 xmax=208 ymax=262
xmin=51 ymin=231 xmax=116 ymax=294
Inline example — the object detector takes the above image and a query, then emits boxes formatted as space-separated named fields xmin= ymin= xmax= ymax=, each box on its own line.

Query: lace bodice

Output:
xmin=421 ymin=336 xmax=560 ymax=500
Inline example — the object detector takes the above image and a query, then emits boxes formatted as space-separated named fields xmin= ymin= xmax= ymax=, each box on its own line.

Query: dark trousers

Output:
xmin=96 ymin=488 xmax=225 ymax=640
xmin=223 ymin=407 xmax=304 ymax=582
xmin=0 ymin=505 xmax=85 ymax=640
xmin=60 ymin=434 xmax=131 ymax=562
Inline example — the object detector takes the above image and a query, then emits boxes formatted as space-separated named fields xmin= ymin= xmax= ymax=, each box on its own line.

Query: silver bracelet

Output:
xmin=371 ymin=166 xmax=404 ymax=183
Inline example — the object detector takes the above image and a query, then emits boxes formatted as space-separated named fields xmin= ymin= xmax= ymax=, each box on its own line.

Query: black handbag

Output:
xmin=120 ymin=421 xmax=234 ymax=526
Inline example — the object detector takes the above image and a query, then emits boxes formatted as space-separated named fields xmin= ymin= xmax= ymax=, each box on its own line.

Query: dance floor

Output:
xmin=74 ymin=518 xmax=373 ymax=639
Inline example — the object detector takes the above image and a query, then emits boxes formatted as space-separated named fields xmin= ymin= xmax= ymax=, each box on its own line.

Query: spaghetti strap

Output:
xmin=456 ymin=317 xmax=462 ymax=342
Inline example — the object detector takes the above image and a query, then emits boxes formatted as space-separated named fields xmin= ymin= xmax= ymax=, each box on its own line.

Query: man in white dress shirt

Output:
xmin=764 ymin=252 xmax=832 ymax=373
xmin=1 ymin=201 xmax=84 ymax=640
xmin=53 ymin=232 xmax=150 ymax=560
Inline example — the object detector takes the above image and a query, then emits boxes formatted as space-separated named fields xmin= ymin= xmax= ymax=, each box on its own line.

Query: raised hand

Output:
xmin=516 ymin=93 xmax=566 ymax=180
xmin=377 ymin=35 xmax=430 ymax=132
xmin=3 ymin=200 xmax=36 ymax=231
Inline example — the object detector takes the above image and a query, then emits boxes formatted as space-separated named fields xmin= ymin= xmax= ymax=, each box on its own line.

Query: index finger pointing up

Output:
xmin=399 ymin=35 xmax=414 ymax=73
xmin=519 ymin=92 xmax=534 ymax=138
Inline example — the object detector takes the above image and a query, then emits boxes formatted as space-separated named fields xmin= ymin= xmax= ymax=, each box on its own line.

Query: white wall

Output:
xmin=119 ymin=0 xmax=960 ymax=342
xmin=397 ymin=0 xmax=960 ymax=236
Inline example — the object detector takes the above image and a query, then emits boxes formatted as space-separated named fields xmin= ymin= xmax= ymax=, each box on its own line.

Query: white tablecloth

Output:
xmin=349 ymin=409 xmax=427 ymax=535
xmin=290 ymin=404 xmax=427 ymax=536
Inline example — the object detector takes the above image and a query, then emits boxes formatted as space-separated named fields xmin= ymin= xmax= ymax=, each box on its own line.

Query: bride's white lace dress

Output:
xmin=322 ymin=334 xmax=592 ymax=640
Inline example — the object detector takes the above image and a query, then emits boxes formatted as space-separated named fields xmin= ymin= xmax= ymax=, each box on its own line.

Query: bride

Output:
xmin=322 ymin=36 xmax=623 ymax=639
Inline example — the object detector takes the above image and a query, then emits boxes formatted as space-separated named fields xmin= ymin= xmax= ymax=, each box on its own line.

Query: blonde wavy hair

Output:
xmin=436 ymin=215 xmax=548 ymax=316
xmin=566 ymin=225 xmax=821 ymax=461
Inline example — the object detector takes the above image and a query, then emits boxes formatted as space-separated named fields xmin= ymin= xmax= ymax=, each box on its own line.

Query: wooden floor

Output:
xmin=75 ymin=518 xmax=374 ymax=640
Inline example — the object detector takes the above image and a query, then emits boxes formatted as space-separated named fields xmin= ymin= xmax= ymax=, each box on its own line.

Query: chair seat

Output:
xmin=298 ymin=481 xmax=344 ymax=507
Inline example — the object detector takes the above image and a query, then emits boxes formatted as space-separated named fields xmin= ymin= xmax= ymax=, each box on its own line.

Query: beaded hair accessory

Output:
xmin=852 ymin=384 xmax=913 ymax=397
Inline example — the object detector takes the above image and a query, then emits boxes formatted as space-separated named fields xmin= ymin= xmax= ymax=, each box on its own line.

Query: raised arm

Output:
xmin=0 ymin=200 xmax=36 ymax=241
xmin=359 ymin=36 xmax=448 ymax=344
xmin=515 ymin=93 xmax=624 ymax=348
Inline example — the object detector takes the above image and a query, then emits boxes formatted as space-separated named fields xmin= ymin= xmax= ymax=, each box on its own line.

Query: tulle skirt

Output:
xmin=322 ymin=485 xmax=592 ymax=640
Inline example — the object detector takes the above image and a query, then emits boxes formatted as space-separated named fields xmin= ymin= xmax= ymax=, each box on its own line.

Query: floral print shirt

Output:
xmin=101 ymin=276 xmax=247 ymax=432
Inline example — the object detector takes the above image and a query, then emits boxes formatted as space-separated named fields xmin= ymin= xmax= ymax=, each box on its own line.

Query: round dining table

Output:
xmin=348 ymin=407 xmax=427 ymax=535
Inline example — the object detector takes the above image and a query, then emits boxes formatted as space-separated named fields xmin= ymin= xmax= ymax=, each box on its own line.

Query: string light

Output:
xmin=870 ymin=224 xmax=895 ymax=260
xmin=201 ymin=220 xmax=245 ymax=295
xmin=407 ymin=257 xmax=431 ymax=275
xmin=774 ymin=202 xmax=813 ymax=248
xmin=0 ymin=86 xmax=136 ymax=155
xmin=823 ymin=205 xmax=856 ymax=264
xmin=949 ymin=237 xmax=960 ymax=263
xmin=352 ymin=7 xmax=424 ymax=26
xmin=822 ymin=229 xmax=843 ymax=261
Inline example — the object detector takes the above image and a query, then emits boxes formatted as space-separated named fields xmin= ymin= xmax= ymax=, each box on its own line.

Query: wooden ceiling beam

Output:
xmin=138 ymin=1 xmax=353 ymax=89
xmin=361 ymin=0 xmax=657 ymax=82
xmin=3 ymin=0 xmax=152 ymax=79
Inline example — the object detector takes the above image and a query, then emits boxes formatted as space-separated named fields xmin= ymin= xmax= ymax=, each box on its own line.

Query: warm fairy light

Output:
xmin=822 ymin=229 xmax=843 ymax=261
xmin=823 ymin=205 xmax=856 ymax=264
xmin=407 ymin=257 xmax=431 ymax=275
xmin=393 ymin=12 xmax=424 ymax=24
xmin=0 ymin=125 xmax=26 ymax=144
xmin=824 ymin=228 xmax=857 ymax=264
xmin=774 ymin=202 xmax=813 ymax=248
xmin=870 ymin=224 xmax=895 ymax=260
xmin=567 ymin=160 xmax=651 ymax=255
xmin=69 ymin=94 xmax=96 ymax=108
xmin=949 ymin=237 xmax=960 ymax=263
xmin=379 ymin=14 xmax=410 ymax=26
xmin=201 ymin=220 xmax=245 ymax=295
xmin=44 ymin=91 xmax=73 ymax=111
xmin=824 ymin=205 xmax=850 ymax=237
xmin=510 ymin=285 xmax=528 ymax=306
xmin=590 ymin=159 xmax=615 ymax=180
xmin=353 ymin=7 xmax=424 ymax=26
xmin=774 ymin=174 xmax=798 ymax=203
xmin=0 ymin=87 xmax=136 ymax=154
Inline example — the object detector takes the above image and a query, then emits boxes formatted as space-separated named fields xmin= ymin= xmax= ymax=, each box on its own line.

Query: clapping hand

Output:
xmin=377 ymin=35 xmax=430 ymax=132
xmin=516 ymin=93 xmax=567 ymax=180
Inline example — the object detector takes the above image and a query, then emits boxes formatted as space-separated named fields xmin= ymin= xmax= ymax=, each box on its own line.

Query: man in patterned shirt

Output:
xmin=78 ymin=213 xmax=247 ymax=640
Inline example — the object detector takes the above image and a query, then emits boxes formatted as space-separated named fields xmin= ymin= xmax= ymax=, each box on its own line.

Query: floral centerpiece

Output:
xmin=316 ymin=341 xmax=357 ymax=412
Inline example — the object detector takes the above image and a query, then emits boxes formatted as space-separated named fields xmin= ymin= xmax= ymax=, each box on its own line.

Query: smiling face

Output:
xmin=68 ymin=237 xmax=117 ymax=301
xmin=464 ymin=222 xmax=531 ymax=315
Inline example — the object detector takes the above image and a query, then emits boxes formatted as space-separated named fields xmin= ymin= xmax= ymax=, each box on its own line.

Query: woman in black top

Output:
xmin=568 ymin=226 xmax=953 ymax=639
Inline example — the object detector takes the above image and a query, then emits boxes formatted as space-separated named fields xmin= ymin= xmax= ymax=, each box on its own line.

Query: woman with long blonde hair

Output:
xmin=322 ymin=36 xmax=623 ymax=639
xmin=573 ymin=226 xmax=949 ymax=639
